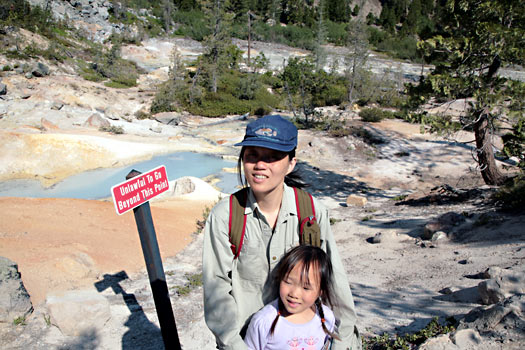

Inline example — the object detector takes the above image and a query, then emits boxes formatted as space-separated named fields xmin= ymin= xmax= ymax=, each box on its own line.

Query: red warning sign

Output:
xmin=111 ymin=165 xmax=169 ymax=215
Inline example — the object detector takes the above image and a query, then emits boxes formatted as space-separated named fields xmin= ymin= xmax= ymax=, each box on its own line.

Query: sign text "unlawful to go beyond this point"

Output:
xmin=111 ymin=165 xmax=170 ymax=215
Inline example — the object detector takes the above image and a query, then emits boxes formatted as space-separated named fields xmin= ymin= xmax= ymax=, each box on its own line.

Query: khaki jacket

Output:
xmin=203 ymin=184 xmax=361 ymax=350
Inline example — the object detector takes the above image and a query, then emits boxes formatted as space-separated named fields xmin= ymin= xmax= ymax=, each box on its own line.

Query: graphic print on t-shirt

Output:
xmin=286 ymin=336 xmax=319 ymax=350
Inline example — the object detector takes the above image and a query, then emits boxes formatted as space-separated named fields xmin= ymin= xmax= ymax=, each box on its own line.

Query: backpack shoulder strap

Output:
xmin=228 ymin=187 xmax=249 ymax=259
xmin=293 ymin=187 xmax=321 ymax=247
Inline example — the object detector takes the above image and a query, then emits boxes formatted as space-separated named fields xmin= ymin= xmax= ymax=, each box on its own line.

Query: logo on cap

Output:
xmin=255 ymin=127 xmax=277 ymax=138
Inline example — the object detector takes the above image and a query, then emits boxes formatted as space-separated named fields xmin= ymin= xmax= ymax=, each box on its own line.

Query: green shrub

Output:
xmin=363 ymin=316 xmax=456 ymax=349
xmin=81 ymin=72 xmax=105 ymax=82
xmin=13 ymin=316 xmax=26 ymax=326
xmin=42 ymin=43 xmax=67 ymax=62
xmin=2 ymin=65 xmax=11 ymax=71
xmin=172 ymin=10 xmax=210 ymax=41
xmin=174 ymin=273 xmax=203 ymax=296
xmin=134 ymin=110 xmax=151 ymax=120
xmin=325 ymin=20 xmax=347 ymax=46
xmin=252 ymin=22 xmax=316 ymax=51
xmin=150 ymin=87 xmax=179 ymax=114
xmin=360 ymin=107 xmax=386 ymax=122
xmin=318 ymin=83 xmax=347 ymax=106
xmin=359 ymin=108 xmax=400 ymax=123
xmin=187 ymin=91 xmax=253 ymax=117
xmin=99 ymin=125 xmax=124 ymax=134
xmin=400 ymin=112 xmax=461 ymax=134
xmin=259 ymin=72 xmax=282 ymax=89
xmin=493 ymin=175 xmax=525 ymax=211
xmin=106 ymin=75 xmax=137 ymax=88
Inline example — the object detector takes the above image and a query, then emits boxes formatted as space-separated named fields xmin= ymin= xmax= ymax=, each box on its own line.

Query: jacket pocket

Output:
xmin=236 ymin=237 xmax=267 ymax=285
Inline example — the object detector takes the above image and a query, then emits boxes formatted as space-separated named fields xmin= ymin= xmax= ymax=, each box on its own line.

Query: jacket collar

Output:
xmin=244 ymin=184 xmax=297 ymax=219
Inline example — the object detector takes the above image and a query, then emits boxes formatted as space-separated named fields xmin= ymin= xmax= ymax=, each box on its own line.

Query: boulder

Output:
xmin=149 ymin=125 xmax=162 ymax=133
xmin=478 ymin=267 xmax=525 ymax=305
xmin=0 ymin=256 xmax=33 ymax=323
xmin=41 ymin=117 xmax=59 ymax=130
xmin=431 ymin=231 xmax=448 ymax=242
xmin=458 ymin=294 xmax=525 ymax=342
xmin=46 ymin=289 xmax=111 ymax=336
xmin=104 ymin=106 xmax=120 ymax=120
xmin=83 ymin=113 xmax=110 ymax=128
xmin=154 ymin=112 xmax=180 ymax=126
xmin=346 ymin=194 xmax=367 ymax=207
xmin=418 ymin=329 xmax=482 ymax=350
xmin=418 ymin=334 xmax=458 ymax=350
xmin=51 ymin=102 xmax=64 ymax=110
xmin=422 ymin=212 xmax=465 ymax=240
xmin=31 ymin=62 xmax=50 ymax=77
xmin=450 ymin=329 xmax=482 ymax=348
xmin=173 ymin=177 xmax=196 ymax=196
xmin=370 ymin=231 xmax=405 ymax=244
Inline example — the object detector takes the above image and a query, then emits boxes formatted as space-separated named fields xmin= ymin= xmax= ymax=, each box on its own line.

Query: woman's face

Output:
xmin=242 ymin=146 xmax=296 ymax=197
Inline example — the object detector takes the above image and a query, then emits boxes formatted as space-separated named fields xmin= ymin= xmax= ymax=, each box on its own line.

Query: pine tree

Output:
xmin=199 ymin=0 xmax=234 ymax=93
xmin=345 ymin=19 xmax=369 ymax=104
xmin=410 ymin=0 xmax=525 ymax=184
xmin=405 ymin=0 xmax=421 ymax=34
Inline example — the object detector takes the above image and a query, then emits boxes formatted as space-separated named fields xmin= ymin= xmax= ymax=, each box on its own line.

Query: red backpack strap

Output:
xmin=228 ymin=188 xmax=249 ymax=259
xmin=293 ymin=187 xmax=321 ymax=247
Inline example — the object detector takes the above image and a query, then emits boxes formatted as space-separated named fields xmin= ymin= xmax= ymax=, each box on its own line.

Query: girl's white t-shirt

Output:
xmin=244 ymin=299 xmax=336 ymax=350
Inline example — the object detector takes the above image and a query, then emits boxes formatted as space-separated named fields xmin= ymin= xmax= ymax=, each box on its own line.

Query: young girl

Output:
xmin=203 ymin=114 xmax=360 ymax=350
xmin=244 ymin=245 xmax=340 ymax=350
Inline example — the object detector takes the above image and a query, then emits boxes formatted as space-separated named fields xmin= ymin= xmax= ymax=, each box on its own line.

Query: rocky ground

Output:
xmin=1 ymin=5 xmax=524 ymax=349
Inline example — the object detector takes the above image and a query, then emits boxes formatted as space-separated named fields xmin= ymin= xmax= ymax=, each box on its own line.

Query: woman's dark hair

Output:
xmin=269 ymin=245 xmax=340 ymax=340
xmin=237 ymin=146 xmax=307 ymax=189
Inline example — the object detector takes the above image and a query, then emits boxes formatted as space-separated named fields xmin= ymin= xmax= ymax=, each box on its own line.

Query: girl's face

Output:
xmin=279 ymin=262 xmax=321 ymax=322
xmin=242 ymin=146 xmax=296 ymax=197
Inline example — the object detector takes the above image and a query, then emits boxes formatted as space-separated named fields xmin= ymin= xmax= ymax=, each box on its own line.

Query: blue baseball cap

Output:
xmin=235 ymin=114 xmax=298 ymax=152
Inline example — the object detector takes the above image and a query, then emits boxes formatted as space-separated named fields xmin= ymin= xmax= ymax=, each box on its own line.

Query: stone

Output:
xmin=54 ymin=252 xmax=98 ymax=280
xmin=0 ymin=83 xmax=6 ymax=95
xmin=0 ymin=256 xmax=33 ymax=323
xmin=458 ymin=294 xmax=525 ymax=342
xmin=31 ymin=62 xmax=50 ymax=77
xmin=482 ymin=266 xmax=503 ymax=279
xmin=451 ymin=329 xmax=482 ymax=348
xmin=423 ymin=212 xmax=465 ymax=240
xmin=46 ymin=289 xmax=111 ymax=337
xmin=149 ymin=125 xmax=162 ymax=133
xmin=104 ymin=106 xmax=120 ymax=120
xmin=418 ymin=334 xmax=458 ymax=350
xmin=346 ymin=194 xmax=367 ymax=207
xmin=154 ymin=112 xmax=180 ymax=126
xmin=370 ymin=231 xmax=402 ymax=244
xmin=98 ymin=6 xmax=109 ymax=20
xmin=51 ymin=102 xmax=64 ymax=110
xmin=431 ymin=231 xmax=448 ymax=242
xmin=173 ymin=177 xmax=196 ymax=196
xmin=41 ymin=117 xmax=59 ymax=130
xmin=439 ymin=287 xmax=454 ymax=295
xmin=478 ymin=267 xmax=525 ymax=305
xmin=83 ymin=113 xmax=110 ymax=128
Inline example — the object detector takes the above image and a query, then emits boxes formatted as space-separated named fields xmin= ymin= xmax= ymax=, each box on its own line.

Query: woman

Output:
xmin=203 ymin=114 xmax=360 ymax=350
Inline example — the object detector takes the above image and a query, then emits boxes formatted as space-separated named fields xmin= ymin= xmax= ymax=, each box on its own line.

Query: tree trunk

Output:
xmin=473 ymin=111 xmax=506 ymax=185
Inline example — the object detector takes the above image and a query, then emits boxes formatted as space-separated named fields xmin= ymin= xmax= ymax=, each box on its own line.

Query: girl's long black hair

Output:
xmin=237 ymin=146 xmax=307 ymax=189
xmin=269 ymin=245 xmax=340 ymax=340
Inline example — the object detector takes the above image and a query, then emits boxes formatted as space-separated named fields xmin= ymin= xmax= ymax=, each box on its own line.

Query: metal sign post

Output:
xmin=112 ymin=168 xmax=181 ymax=350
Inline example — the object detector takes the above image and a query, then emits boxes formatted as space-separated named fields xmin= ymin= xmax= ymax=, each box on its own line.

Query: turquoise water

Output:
xmin=0 ymin=152 xmax=238 ymax=199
